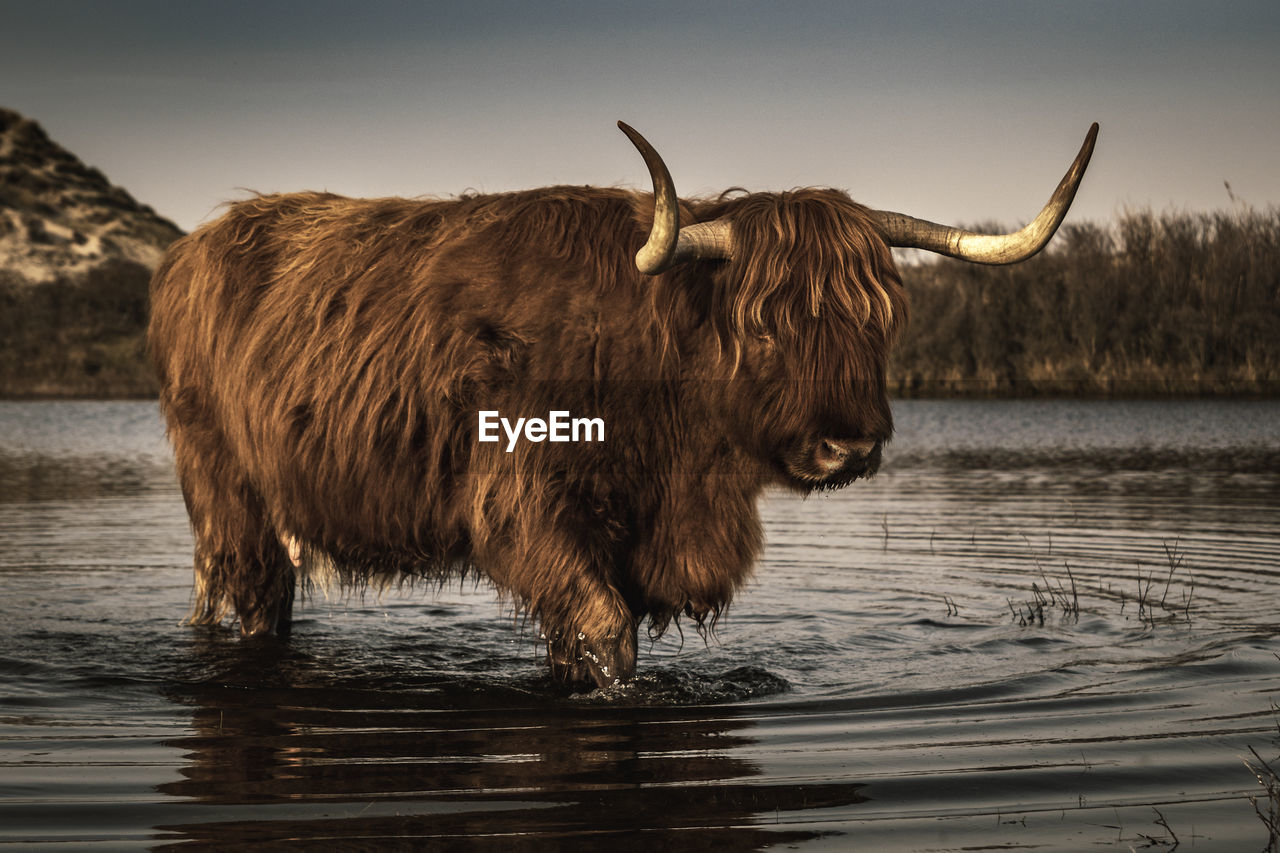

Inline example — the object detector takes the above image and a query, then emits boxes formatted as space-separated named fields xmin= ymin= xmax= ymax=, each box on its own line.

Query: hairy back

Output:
xmin=150 ymin=187 xmax=664 ymax=569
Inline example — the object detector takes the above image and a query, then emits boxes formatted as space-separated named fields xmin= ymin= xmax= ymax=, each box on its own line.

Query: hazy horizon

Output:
xmin=3 ymin=0 xmax=1278 ymax=234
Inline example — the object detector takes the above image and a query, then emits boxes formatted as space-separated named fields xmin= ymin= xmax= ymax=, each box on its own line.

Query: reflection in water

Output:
xmin=0 ymin=451 xmax=174 ymax=503
xmin=154 ymin=634 xmax=861 ymax=849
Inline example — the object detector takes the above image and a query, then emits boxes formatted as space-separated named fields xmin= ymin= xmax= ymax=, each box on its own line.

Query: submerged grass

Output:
xmin=1246 ymin=744 xmax=1280 ymax=853
xmin=1000 ymin=539 xmax=1194 ymax=628
xmin=1247 ymin=700 xmax=1280 ymax=853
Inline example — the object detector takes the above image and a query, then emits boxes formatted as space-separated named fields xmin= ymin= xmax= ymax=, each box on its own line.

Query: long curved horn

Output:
xmin=873 ymin=123 xmax=1098 ymax=264
xmin=618 ymin=121 xmax=735 ymax=274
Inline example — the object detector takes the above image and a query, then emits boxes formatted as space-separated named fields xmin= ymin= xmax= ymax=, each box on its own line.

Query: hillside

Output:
xmin=0 ymin=107 xmax=182 ymax=397
xmin=0 ymin=108 xmax=182 ymax=283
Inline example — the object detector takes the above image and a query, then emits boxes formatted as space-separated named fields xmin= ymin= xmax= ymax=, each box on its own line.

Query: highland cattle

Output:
xmin=149 ymin=121 xmax=1097 ymax=686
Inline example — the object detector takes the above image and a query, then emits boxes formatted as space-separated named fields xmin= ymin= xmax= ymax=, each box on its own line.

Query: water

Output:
xmin=2 ymin=399 xmax=1278 ymax=850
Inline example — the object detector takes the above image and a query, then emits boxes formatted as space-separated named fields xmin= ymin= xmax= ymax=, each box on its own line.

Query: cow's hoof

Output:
xmin=547 ymin=628 xmax=636 ymax=689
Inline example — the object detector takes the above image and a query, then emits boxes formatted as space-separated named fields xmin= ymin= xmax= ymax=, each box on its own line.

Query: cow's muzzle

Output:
xmin=784 ymin=436 xmax=883 ymax=490
xmin=815 ymin=437 xmax=879 ymax=476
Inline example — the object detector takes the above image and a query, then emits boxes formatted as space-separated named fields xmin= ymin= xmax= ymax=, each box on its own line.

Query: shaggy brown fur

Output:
xmin=149 ymin=183 xmax=907 ymax=687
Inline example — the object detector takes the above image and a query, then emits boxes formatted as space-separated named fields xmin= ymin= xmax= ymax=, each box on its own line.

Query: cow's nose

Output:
xmin=816 ymin=437 xmax=878 ymax=473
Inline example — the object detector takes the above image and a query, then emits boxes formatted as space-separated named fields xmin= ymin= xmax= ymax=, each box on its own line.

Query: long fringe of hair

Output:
xmin=694 ymin=188 xmax=906 ymax=355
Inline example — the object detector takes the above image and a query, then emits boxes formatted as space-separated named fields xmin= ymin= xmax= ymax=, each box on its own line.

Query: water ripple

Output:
xmin=1 ymin=400 xmax=1278 ymax=850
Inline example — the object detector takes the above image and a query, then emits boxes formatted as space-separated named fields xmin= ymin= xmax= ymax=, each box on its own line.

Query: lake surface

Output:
xmin=2 ymin=399 xmax=1278 ymax=851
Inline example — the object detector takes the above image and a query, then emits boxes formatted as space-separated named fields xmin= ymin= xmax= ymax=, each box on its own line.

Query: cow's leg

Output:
xmin=483 ymin=532 xmax=636 ymax=688
xmin=186 ymin=467 xmax=296 ymax=638
xmin=546 ymin=617 xmax=638 ymax=689
xmin=544 ymin=572 xmax=637 ymax=689
xmin=167 ymin=407 xmax=296 ymax=637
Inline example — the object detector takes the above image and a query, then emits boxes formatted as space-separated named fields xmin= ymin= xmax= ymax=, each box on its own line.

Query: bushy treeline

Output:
xmin=1 ymin=207 xmax=1278 ymax=398
xmin=890 ymin=207 xmax=1280 ymax=396
xmin=0 ymin=259 xmax=158 ymax=397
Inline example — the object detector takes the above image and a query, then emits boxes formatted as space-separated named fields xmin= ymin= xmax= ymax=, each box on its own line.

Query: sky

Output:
xmin=2 ymin=0 xmax=1278 ymax=234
